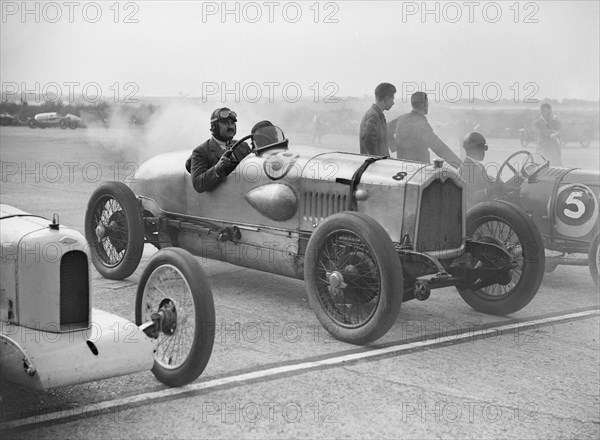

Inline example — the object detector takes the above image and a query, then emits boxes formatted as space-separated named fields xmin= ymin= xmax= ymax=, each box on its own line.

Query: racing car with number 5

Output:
xmin=489 ymin=150 xmax=600 ymax=285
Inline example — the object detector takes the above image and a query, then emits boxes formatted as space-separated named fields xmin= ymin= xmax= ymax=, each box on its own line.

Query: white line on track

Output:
xmin=2 ymin=308 xmax=598 ymax=431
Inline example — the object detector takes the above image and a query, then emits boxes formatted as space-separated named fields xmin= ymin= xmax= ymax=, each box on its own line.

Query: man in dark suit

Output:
xmin=393 ymin=91 xmax=461 ymax=167
xmin=532 ymin=103 xmax=562 ymax=166
xmin=188 ymin=108 xmax=251 ymax=193
xmin=359 ymin=82 xmax=396 ymax=156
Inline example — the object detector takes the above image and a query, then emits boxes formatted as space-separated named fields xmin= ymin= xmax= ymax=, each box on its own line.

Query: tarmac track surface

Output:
xmin=1 ymin=127 xmax=599 ymax=439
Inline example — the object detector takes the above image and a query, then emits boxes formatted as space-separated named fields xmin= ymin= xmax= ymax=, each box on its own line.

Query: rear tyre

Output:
xmin=304 ymin=212 xmax=403 ymax=345
xmin=27 ymin=120 xmax=36 ymax=128
xmin=457 ymin=201 xmax=545 ymax=315
xmin=136 ymin=248 xmax=215 ymax=387
xmin=589 ymin=234 xmax=600 ymax=287
xmin=85 ymin=181 xmax=144 ymax=280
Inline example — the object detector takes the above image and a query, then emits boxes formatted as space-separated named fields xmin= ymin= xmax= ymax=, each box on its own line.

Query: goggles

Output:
xmin=211 ymin=109 xmax=237 ymax=123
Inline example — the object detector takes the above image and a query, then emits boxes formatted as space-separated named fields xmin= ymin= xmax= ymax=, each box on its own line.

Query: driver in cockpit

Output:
xmin=188 ymin=107 xmax=251 ymax=193
xmin=459 ymin=132 xmax=503 ymax=207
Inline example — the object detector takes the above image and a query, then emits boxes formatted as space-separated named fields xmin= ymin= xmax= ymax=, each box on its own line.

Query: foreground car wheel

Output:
xmin=458 ymin=201 xmax=545 ymax=315
xmin=589 ymin=234 xmax=600 ymax=287
xmin=85 ymin=181 xmax=144 ymax=279
xmin=136 ymin=248 xmax=215 ymax=387
xmin=304 ymin=212 xmax=403 ymax=345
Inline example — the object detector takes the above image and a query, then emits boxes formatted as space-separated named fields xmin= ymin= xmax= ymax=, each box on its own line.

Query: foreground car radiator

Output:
xmin=60 ymin=251 xmax=90 ymax=329
xmin=416 ymin=180 xmax=463 ymax=253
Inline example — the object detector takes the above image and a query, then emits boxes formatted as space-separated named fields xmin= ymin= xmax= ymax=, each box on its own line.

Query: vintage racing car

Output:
xmin=84 ymin=125 xmax=545 ymax=345
xmin=488 ymin=150 xmax=600 ymax=285
xmin=27 ymin=112 xmax=83 ymax=129
xmin=0 ymin=204 xmax=215 ymax=389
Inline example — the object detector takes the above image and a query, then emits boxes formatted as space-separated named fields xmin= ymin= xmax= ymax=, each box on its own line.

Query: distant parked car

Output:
xmin=27 ymin=112 xmax=84 ymax=129
xmin=559 ymin=118 xmax=595 ymax=148
xmin=0 ymin=113 xmax=23 ymax=126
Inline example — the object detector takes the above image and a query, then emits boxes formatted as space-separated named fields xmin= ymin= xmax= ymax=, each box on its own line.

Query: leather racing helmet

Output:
xmin=463 ymin=131 xmax=488 ymax=151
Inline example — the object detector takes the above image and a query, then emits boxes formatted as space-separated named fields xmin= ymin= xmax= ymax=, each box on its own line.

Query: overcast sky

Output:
xmin=1 ymin=1 xmax=599 ymax=103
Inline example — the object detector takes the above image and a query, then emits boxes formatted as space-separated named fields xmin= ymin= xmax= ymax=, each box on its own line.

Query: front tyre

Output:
xmin=589 ymin=234 xmax=600 ymax=286
xmin=136 ymin=248 xmax=215 ymax=387
xmin=304 ymin=212 xmax=403 ymax=345
xmin=458 ymin=201 xmax=545 ymax=315
xmin=85 ymin=181 xmax=144 ymax=280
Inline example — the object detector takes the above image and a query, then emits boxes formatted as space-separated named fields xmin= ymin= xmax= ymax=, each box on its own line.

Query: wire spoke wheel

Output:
xmin=305 ymin=212 xmax=403 ymax=345
xmin=90 ymin=197 xmax=129 ymax=267
xmin=140 ymin=264 xmax=195 ymax=370
xmin=458 ymin=201 xmax=544 ymax=315
xmin=470 ymin=220 xmax=524 ymax=298
xmin=85 ymin=182 xmax=144 ymax=280
xmin=136 ymin=248 xmax=215 ymax=387
xmin=316 ymin=231 xmax=381 ymax=327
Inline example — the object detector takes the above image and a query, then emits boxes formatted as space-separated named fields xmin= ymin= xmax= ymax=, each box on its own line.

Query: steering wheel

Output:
xmin=224 ymin=134 xmax=254 ymax=162
xmin=496 ymin=150 xmax=540 ymax=190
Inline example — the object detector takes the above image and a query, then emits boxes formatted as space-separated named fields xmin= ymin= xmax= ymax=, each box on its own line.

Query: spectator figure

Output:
xmin=532 ymin=103 xmax=562 ymax=166
xmin=312 ymin=113 xmax=323 ymax=145
xmin=394 ymin=91 xmax=461 ymax=167
xmin=359 ymin=82 xmax=396 ymax=156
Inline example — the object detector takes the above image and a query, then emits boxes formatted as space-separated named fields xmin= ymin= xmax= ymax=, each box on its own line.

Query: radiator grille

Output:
xmin=302 ymin=191 xmax=347 ymax=223
xmin=417 ymin=180 xmax=462 ymax=252
xmin=60 ymin=251 xmax=89 ymax=329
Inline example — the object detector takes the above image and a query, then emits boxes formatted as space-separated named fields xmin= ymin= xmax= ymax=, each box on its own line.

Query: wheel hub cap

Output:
xmin=95 ymin=224 xmax=106 ymax=241
xmin=327 ymin=271 xmax=347 ymax=289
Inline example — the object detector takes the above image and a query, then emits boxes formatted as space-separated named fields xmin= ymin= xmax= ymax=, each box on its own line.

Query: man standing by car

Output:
xmin=532 ymin=103 xmax=562 ymax=166
xmin=188 ymin=107 xmax=251 ymax=193
xmin=393 ymin=92 xmax=461 ymax=167
xmin=459 ymin=131 xmax=503 ymax=207
xmin=359 ymin=83 xmax=397 ymax=156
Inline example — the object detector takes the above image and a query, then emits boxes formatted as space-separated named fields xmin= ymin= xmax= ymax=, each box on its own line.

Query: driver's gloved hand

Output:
xmin=215 ymin=153 xmax=237 ymax=177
